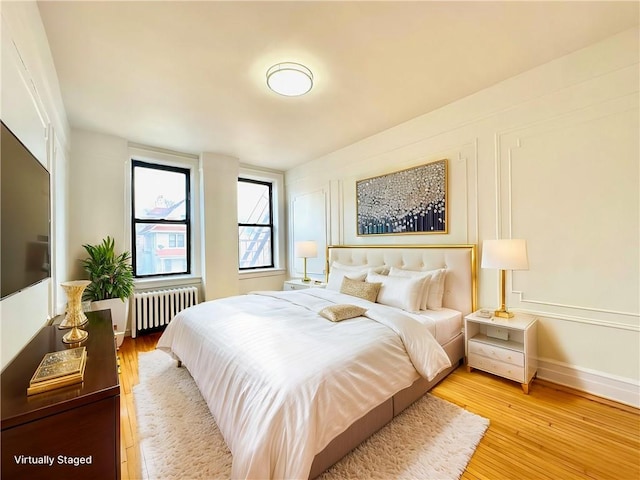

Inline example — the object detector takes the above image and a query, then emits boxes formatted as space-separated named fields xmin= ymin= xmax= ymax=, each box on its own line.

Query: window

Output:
xmin=238 ymin=178 xmax=274 ymax=270
xmin=132 ymin=160 xmax=191 ymax=277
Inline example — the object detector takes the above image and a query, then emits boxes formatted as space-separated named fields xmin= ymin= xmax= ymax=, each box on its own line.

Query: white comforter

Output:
xmin=156 ymin=288 xmax=451 ymax=479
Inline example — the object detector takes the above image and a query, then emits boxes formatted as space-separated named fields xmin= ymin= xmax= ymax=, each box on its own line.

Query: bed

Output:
xmin=156 ymin=244 xmax=477 ymax=479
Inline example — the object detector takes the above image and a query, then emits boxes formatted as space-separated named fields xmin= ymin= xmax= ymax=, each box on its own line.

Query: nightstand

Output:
xmin=283 ymin=279 xmax=327 ymax=291
xmin=464 ymin=311 xmax=538 ymax=394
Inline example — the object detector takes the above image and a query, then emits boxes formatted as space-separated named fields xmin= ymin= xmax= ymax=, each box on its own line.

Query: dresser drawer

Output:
xmin=468 ymin=340 xmax=524 ymax=367
xmin=467 ymin=353 xmax=525 ymax=383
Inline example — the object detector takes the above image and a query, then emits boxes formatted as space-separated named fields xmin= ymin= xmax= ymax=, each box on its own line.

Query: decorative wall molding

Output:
xmin=516 ymin=298 xmax=639 ymax=324
xmin=291 ymin=189 xmax=328 ymax=278
xmin=3 ymin=20 xmax=50 ymax=132
xmin=496 ymin=92 xmax=639 ymax=320
xmin=519 ymin=308 xmax=639 ymax=332
xmin=1 ymin=15 xmax=50 ymax=166
xmin=537 ymin=357 xmax=640 ymax=408
xmin=468 ymin=139 xmax=479 ymax=245
xmin=330 ymin=179 xmax=343 ymax=246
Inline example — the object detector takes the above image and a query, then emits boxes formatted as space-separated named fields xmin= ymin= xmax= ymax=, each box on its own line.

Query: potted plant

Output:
xmin=82 ymin=236 xmax=134 ymax=348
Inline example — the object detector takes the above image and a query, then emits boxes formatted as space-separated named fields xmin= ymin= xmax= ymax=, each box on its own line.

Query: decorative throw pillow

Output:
xmin=367 ymin=271 xmax=424 ymax=312
xmin=340 ymin=276 xmax=381 ymax=302
xmin=319 ymin=304 xmax=368 ymax=322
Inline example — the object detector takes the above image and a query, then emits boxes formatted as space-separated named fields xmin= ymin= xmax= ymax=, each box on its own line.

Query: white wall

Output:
xmin=0 ymin=1 xmax=70 ymax=369
xmin=201 ymin=153 xmax=240 ymax=300
xmin=51 ymin=129 xmax=70 ymax=314
xmin=286 ymin=28 xmax=640 ymax=406
xmin=67 ymin=130 xmax=129 ymax=280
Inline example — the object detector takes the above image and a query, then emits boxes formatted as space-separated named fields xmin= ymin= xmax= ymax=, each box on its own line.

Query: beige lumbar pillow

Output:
xmin=319 ymin=304 xmax=368 ymax=322
xmin=340 ymin=276 xmax=382 ymax=302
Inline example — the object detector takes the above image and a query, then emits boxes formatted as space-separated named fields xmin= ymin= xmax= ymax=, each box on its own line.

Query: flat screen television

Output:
xmin=1 ymin=121 xmax=51 ymax=299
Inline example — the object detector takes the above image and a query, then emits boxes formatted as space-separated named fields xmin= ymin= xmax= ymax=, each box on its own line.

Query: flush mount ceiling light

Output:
xmin=266 ymin=62 xmax=313 ymax=97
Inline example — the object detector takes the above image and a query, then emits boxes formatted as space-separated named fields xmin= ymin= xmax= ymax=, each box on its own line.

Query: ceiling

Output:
xmin=38 ymin=1 xmax=639 ymax=171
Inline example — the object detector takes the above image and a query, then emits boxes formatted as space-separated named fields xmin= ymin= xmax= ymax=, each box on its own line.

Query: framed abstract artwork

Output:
xmin=356 ymin=159 xmax=447 ymax=235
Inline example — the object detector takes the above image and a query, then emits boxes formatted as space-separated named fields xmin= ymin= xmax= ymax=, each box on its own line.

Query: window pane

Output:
xmin=135 ymin=223 xmax=188 ymax=275
xmin=134 ymin=166 xmax=186 ymax=220
xmin=238 ymin=181 xmax=270 ymax=224
xmin=239 ymin=226 xmax=272 ymax=269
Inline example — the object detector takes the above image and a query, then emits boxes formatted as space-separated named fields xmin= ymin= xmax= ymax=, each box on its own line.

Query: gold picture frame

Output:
xmin=356 ymin=159 xmax=448 ymax=236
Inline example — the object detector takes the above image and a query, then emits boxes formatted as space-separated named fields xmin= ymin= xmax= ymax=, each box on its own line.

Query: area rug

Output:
xmin=134 ymin=350 xmax=489 ymax=480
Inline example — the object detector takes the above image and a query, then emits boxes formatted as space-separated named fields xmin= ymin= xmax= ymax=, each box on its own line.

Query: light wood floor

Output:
xmin=118 ymin=333 xmax=639 ymax=479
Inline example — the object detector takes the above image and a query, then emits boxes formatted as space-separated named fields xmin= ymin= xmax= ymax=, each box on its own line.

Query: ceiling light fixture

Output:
xmin=266 ymin=62 xmax=313 ymax=97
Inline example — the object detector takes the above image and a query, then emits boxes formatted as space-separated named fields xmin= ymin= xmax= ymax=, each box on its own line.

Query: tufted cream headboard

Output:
xmin=327 ymin=245 xmax=477 ymax=316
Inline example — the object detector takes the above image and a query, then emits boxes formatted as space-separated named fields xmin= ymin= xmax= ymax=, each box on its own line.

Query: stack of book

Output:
xmin=27 ymin=346 xmax=87 ymax=395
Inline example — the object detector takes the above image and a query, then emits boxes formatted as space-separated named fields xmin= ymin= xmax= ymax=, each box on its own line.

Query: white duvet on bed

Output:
xmin=156 ymin=288 xmax=450 ymax=479
xmin=406 ymin=308 xmax=463 ymax=345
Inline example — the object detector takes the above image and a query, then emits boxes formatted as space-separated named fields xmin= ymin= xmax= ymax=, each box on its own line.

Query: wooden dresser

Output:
xmin=1 ymin=309 xmax=120 ymax=479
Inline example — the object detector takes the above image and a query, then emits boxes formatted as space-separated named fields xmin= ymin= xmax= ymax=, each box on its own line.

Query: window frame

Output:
xmin=238 ymin=177 xmax=275 ymax=270
xmin=131 ymin=159 xmax=192 ymax=278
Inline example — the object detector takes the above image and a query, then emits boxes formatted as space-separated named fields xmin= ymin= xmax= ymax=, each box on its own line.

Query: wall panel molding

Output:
xmin=1 ymin=14 xmax=50 ymax=166
xmin=496 ymin=92 xmax=639 ymax=322
xmin=520 ymin=308 xmax=639 ymax=332
xmin=291 ymin=189 xmax=328 ymax=278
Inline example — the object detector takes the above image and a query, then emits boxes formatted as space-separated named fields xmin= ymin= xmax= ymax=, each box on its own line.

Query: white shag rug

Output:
xmin=134 ymin=350 xmax=489 ymax=480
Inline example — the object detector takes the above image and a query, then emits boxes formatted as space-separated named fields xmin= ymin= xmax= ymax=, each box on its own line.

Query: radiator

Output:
xmin=132 ymin=286 xmax=199 ymax=337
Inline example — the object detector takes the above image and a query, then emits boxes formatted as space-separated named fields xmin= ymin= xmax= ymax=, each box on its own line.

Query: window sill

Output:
xmin=134 ymin=275 xmax=202 ymax=291
xmin=238 ymin=268 xmax=286 ymax=280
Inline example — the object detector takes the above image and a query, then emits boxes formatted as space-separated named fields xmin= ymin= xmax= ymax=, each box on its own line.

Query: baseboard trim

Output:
xmin=537 ymin=358 xmax=640 ymax=409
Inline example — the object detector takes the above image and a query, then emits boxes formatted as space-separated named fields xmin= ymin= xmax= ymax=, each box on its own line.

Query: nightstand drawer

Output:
xmin=468 ymin=341 xmax=524 ymax=367
xmin=467 ymin=353 xmax=524 ymax=382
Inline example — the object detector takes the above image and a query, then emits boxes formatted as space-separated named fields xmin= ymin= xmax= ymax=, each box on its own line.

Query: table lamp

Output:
xmin=481 ymin=239 xmax=529 ymax=318
xmin=295 ymin=241 xmax=317 ymax=283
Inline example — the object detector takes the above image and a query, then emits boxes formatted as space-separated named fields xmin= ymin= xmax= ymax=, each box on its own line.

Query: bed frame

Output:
xmin=308 ymin=244 xmax=477 ymax=478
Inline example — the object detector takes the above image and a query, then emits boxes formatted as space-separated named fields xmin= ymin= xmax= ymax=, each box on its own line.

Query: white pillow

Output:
xmin=389 ymin=267 xmax=447 ymax=310
xmin=366 ymin=272 xmax=424 ymax=312
xmin=425 ymin=268 xmax=447 ymax=310
xmin=327 ymin=267 xmax=367 ymax=291
xmin=388 ymin=267 xmax=432 ymax=310
xmin=332 ymin=261 xmax=388 ymax=274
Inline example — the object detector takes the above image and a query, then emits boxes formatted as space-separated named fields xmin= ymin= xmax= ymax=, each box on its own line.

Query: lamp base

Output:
xmin=62 ymin=326 xmax=88 ymax=344
xmin=302 ymin=257 xmax=311 ymax=283
xmin=494 ymin=309 xmax=515 ymax=319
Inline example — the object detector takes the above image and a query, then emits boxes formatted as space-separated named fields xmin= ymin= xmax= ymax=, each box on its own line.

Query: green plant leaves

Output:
xmin=82 ymin=236 xmax=134 ymax=302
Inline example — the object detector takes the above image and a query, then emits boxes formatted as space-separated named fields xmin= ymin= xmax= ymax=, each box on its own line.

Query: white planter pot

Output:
xmin=92 ymin=298 xmax=129 ymax=349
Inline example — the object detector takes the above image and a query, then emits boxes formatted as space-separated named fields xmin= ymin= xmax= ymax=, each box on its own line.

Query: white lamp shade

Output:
xmin=266 ymin=62 xmax=313 ymax=97
xmin=295 ymin=241 xmax=318 ymax=259
xmin=481 ymin=239 xmax=529 ymax=270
